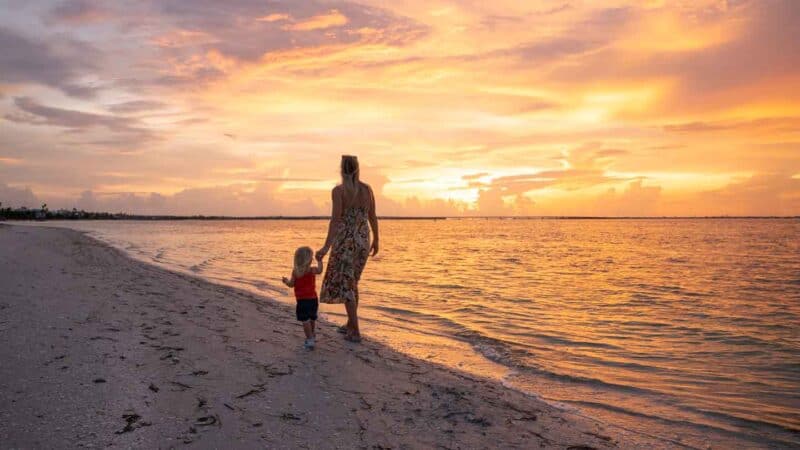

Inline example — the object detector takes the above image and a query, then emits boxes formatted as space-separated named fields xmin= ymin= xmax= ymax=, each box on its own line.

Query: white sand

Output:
xmin=0 ymin=224 xmax=666 ymax=448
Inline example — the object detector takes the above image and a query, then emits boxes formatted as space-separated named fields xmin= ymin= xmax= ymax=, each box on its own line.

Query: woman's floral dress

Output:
xmin=320 ymin=207 xmax=370 ymax=304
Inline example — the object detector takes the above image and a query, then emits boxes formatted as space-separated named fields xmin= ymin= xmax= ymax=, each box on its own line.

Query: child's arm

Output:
xmin=281 ymin=273 xmax=296 ymax=287
xmin=314 ymin=254 xmax=324 ymax=275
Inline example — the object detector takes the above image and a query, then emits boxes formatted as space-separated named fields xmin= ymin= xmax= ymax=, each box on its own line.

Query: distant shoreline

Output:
xmin=1 ymin=215 xmax=798 ymax=221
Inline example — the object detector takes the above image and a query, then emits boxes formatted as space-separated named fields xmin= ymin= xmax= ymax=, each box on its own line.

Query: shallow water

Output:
xmin=34 ymin=219 xmax=800 ymax=448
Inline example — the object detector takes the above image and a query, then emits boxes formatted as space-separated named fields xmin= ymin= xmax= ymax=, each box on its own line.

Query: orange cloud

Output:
xmin=0 ymin=157 xmax=23 ymax=166
xmin=257 ymin=13 xmax=290 ymax=23
xmin=284 ymin=10 xmax=349 ymax=31
xmin=1 ymin=1 xmax=798 ymax=216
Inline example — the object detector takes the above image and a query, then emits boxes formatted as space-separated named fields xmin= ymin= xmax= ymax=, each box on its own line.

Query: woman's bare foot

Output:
xmin=344 ymin=330 xmax=362 ymax=343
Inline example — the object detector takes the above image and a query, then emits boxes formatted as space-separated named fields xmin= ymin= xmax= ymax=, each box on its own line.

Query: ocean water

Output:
xmin=33 ymin=219 xmax=800 ymax=448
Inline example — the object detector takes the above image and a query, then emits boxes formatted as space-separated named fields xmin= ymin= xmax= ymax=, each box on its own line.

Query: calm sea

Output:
xmin=33 ymin=219 xmax=800 ymax=448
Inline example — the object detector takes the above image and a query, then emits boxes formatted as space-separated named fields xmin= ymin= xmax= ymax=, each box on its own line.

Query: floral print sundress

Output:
xmin=320 ymin=206 xmax=370 ymax=304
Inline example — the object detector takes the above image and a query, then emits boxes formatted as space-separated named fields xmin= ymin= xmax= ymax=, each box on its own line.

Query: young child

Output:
xmin=282 ymin=246 xmax=323 ymax=349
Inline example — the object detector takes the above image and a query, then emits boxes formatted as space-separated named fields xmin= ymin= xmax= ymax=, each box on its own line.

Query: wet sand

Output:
xmin=0 ymin=224 xmax=665 ymax=448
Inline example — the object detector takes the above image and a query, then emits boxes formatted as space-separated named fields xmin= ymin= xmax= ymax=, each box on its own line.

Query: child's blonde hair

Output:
xmin=293 ymin=246 xmax=313 ymax=277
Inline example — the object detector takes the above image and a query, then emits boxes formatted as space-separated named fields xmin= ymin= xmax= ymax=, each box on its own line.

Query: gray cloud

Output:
xmin=6 ymin=97 xmax=153 ymax=139
xmin=4 ymin=97 xmax=159 ymax=153
xmin=511 ymin=37 xmax=603 ymax=63
xmin=106 ymin=100 xmax=168 ymax=114
xmin=5 ymin=0 xmax=430 ymax=96
xmin=159 ymin=1 xmax=424 ymax=57
xmin=329 ymin=6 xmax=629 ymax=73
xmin=0 ymin=182 xmax=40 ymax=208
xmin=70 ymin=182 xmax=323 ymax=216
xmin=162 ymin=0 xmax=429 ymax=57
xmin=47 ymin=0 xmax=108 ymax=24
xmin=0 ymin=26 xmax=99 ymax=97
xmin=496 ymin=7 xmax=630 ymax=64
xmin=480 ymin=4 xmax=572 ymax=30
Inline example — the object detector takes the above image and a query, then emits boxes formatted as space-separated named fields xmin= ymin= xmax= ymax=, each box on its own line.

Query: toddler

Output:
xmin=282 ymin=246 xmax=323 ymax=349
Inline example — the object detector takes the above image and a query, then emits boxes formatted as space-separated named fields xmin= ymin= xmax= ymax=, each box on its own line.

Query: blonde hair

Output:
xmin=341 ymin=155 xmax=360 ymax=200
xmin=293 ymin=246 xmax=313 ymax=277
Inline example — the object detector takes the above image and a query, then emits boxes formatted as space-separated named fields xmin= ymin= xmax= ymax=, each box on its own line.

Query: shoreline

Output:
xmin=0 ymin=224 xmax=659 ymax=448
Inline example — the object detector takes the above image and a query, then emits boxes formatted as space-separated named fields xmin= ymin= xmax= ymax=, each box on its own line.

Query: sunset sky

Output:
xmin=1 ymin=0 xmax=798 ymax=216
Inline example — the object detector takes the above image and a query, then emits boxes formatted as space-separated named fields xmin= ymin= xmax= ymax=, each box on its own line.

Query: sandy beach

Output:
xmin=0 ymin=224 xmax=664 ymax=449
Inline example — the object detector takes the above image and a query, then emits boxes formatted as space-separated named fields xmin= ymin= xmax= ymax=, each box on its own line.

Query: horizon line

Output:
xmin=3 ymin=214 xmax=799 ymax=220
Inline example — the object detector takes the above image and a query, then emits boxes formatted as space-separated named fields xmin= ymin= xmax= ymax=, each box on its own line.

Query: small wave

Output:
xmin=372 ymin=277 xmax=475 ymax=293
xmin=621 ymin=293 xmax=659 ymax=305
xmin=370 ymin=305 xmax=442 ymax=320
xmin=189 ymin=259 xmax=211 ymax=273
xmin=632 ymin=283 xmax=709 ymax=298
xmin=188 ymin=256 xmax=222 ymax=273
xmin=431 ymin=283 xmax=467 ymax=290
xmin=566 ymin=400 xmax=800 ymax=447
xmin=665 ymin=257 xmax=689 ymax=264
xmin=590 ymin=357 xmax=672 ymax=373
xmin=522 ymin=367 xmax=669 ymax=398
xmin=700 ymin=330 xmax=780 ymax=349
xmin=153 ymin=247 xmax=167 ymax=261
xmin=621 ymin=320 xmax=670 ymax=328
xmin=223 ymin=276 xmax=285 ymax=296
xmin=368 ymin=304 xmax=543 ymax=367
xmin=528 ymin=333 xmax=622 ymax=350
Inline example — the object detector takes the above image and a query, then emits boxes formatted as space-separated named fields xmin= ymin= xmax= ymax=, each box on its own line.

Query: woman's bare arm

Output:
xmin=368 ymin=185 xmax=379 ymax=256
xmin=317 ymin=187 xmax=343 ymax=258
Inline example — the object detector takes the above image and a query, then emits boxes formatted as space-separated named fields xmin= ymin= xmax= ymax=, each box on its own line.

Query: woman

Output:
xmin=316 ymin=155 xmax=379 ymax=343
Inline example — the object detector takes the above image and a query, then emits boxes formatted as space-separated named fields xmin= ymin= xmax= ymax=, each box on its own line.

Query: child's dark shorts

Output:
xmin=296 ymin=298 xmax=318 ymax=322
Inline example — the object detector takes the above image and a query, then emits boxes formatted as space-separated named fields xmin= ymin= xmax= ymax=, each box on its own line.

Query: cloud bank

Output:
xmin=1 ymin=0 xmax=798 ymax=216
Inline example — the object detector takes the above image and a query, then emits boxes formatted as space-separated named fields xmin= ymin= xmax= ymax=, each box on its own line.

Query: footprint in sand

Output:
xmin=115 ymin=412 xmax=151 ymax=434
xmin=169 ymin=381 xmax=192 ymax=391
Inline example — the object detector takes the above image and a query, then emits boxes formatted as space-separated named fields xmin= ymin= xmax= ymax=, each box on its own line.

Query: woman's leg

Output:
xmin=345 ymin=300 xmax=360 ymax=338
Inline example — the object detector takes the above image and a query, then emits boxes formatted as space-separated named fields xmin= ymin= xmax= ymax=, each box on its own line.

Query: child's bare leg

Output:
xmin=302 ymin=321 xmax=313 ymax=339
xmin=310 ymin=320 xmax=316 ymax=337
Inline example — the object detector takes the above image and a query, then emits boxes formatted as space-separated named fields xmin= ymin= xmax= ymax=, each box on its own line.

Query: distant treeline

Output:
xmin=0 ymin=205 xmax=116 ymax=221
xmin=1 ymin=203 xmax=795 ymax=221
xmin=0 ymin=204 xmax=445 ymax=221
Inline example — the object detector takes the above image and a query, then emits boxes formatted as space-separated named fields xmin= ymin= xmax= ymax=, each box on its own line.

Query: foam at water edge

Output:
xmin=500 ymin=371 xmax=580 ymax=413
